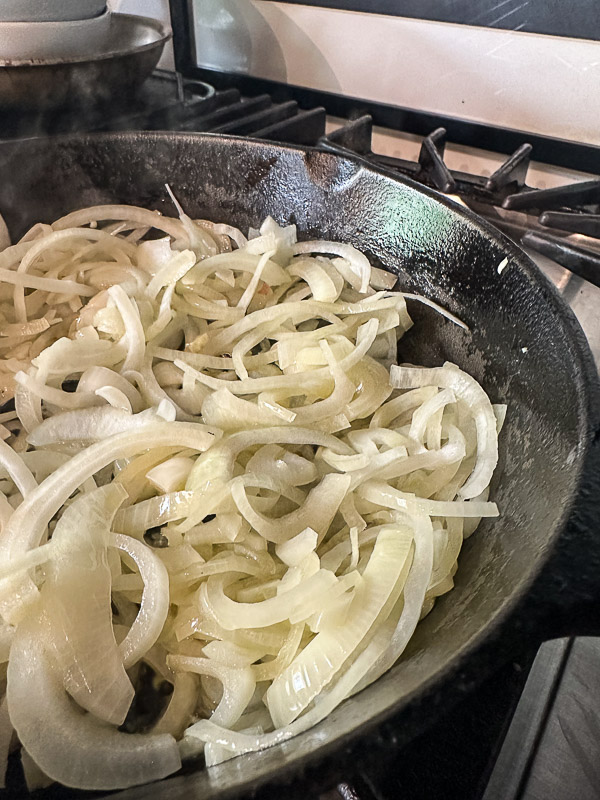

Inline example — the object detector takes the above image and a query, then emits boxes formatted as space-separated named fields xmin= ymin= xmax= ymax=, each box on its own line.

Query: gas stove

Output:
xmin=2 ymin=14 xmax=599 ymax=794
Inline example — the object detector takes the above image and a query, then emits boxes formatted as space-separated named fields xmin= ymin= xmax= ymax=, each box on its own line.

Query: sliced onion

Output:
xmin=231 ymin=472 xmax=351 ymax=544
xmin=183 ymin=251 xmax=288 ymax=289
xmin=110 ymin=534 xmax=170 ymax=668
xmin=53 ymin=204 xmax=186 ymax=241
xmin=292 ymin=241 xmax=371 ymax=293
xmin=113 ymin=491 xmax=194 ymax=537
xmin=237 ymin=249 xmax=275 ymax=312
xmin=146 ymin=250 xmax=197 ymax=300
xmin=370 ymin=266 xmax=397 ymax=290
xmin=266 ymin=525 xmax=413 ymax=726
xmin=401 ymin=293 xmax=468 ymax=330
xmin=288 ymin=259 xmax=340 ymax=302
xmin=14 ymin=371 xmax=101 ymax=410
xmin=354 ymin=512 xmax=434 ymax=689
xmin=152 ymin=672 xmax=198 ymax=737
xmin=246 ymin=445 xmax=318 ymax=487
xmin=14 ymin=383 xmax=43 ymax=433
xmin=409 ymin=388 xmax=456 ymax=446
xmin=357 ymin=481 xmax=498 ymax=518
xmin=44 ymin=484 xmax=133 ymax=726
xmin=7 ymin=618 xmax=181 ymax=790
xmin=391 ymin=363 xmax=498 ymax=499
xmin=146 ymin=455 xmax=194 ymax=493
xmin=137 ymin=236 xmax=175 ymax=275
xmin=26 ymin=406 xmax=162 ymax=447
xmin=204 ymin=569 xmax=344 ymax=630
xmin=77 ymin=365 xmax=144 ymax=412
xmin=183 ymin=513 xmax=246 ymax=546
xmin=0 ymin=438 xmax=36 ymax=497
xmin=202 ymin=388 xmax=292 ymax=430
xmin=204 ymin=222 xmax=248 ymax=250
xmin=107 ymin=285 xmax=145 ymax=373
xmin=275 ymin=528 xmax=318 ymax=567
xmin=0 ymin=266 xmax=94 ymax=296
xmin=168 ymin=655 xmax=255 ymax=730
xmin=32 ymin=334 xmax=124 ymax=377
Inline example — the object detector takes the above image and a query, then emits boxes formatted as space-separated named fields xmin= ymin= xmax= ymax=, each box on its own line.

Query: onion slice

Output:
xmin=390 ymin=362 xmax=498 ymax=499
xmin=0 ymin=438 xmax=36 ymax=497
xmin=266 ymin=525 xmax=413 ymax=727
xmin=292 ymin=241 xmax=371 ymax=293
xmin=44 ymin=484 xmax=133 ymax=726
xmin=7 ymin=617 xmax=181 ymax=791
xmin=110 ymin=533 xmax=170 ymax=668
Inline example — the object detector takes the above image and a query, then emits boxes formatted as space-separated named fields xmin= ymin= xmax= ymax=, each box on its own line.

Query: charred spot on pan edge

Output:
xmin=246 ymin=156 xmax=278 ymax=189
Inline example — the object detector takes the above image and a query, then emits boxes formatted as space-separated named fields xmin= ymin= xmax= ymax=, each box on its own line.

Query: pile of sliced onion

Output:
xmin=0 ymin=201 xmax=504 ymax=791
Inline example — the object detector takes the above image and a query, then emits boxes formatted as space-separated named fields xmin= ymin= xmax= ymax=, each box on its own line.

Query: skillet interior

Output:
xmin=0 ymin=132 xmax=594 ymax=798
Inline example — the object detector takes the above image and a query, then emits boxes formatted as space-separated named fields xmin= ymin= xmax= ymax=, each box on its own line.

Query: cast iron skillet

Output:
xmin=0 ymin=132 xmax=598 ymax=799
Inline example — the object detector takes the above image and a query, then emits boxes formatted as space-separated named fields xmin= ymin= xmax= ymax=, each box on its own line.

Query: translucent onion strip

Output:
xmin=391 ymin=363 xmax=498 ymax=499
xmin=0 ymin=437 xmax=36 ymax=497
xmin=231 ymin=473 xmax=351 ymax=544
xmin=44 ymin=485 xmax=133 ymax=726
xmin=7 ymin=618 xmax=181 ymax=791
xmin=204 ymin=569 xmax=351 ymax=630
xmin=110 ymin=533 xmax=170 ymax=668
xmin=291 ymin=240 xmax=371 ymax=293
xmin=354 ymin=513 xmax=434 ymax=690
xmin=168 ymin=655 xmax=255 ymax=730
xmin=266 ymin=525 xmax=413 ymax=727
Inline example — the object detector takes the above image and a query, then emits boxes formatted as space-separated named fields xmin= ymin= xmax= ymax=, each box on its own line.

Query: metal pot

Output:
xmin=0 ymin=14 xmax=170 ymax=111
xmin=0 ymin=0 xmax=106 ymax=22
xmin=0 ymin=131 xmax=597 ymax=798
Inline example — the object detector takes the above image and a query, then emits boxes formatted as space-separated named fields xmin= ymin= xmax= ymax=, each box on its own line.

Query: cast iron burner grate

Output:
xmin=320 ymin=115 xmax=600 ymax=290
xmin=0 ymin=71 xmax=327 ymax=146
xmin=2 ymin=71 xmax=598 ymax=289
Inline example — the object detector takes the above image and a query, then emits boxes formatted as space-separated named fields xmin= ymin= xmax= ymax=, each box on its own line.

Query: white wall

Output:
xmin=192 ymin=0 xmax=600 ymax=146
